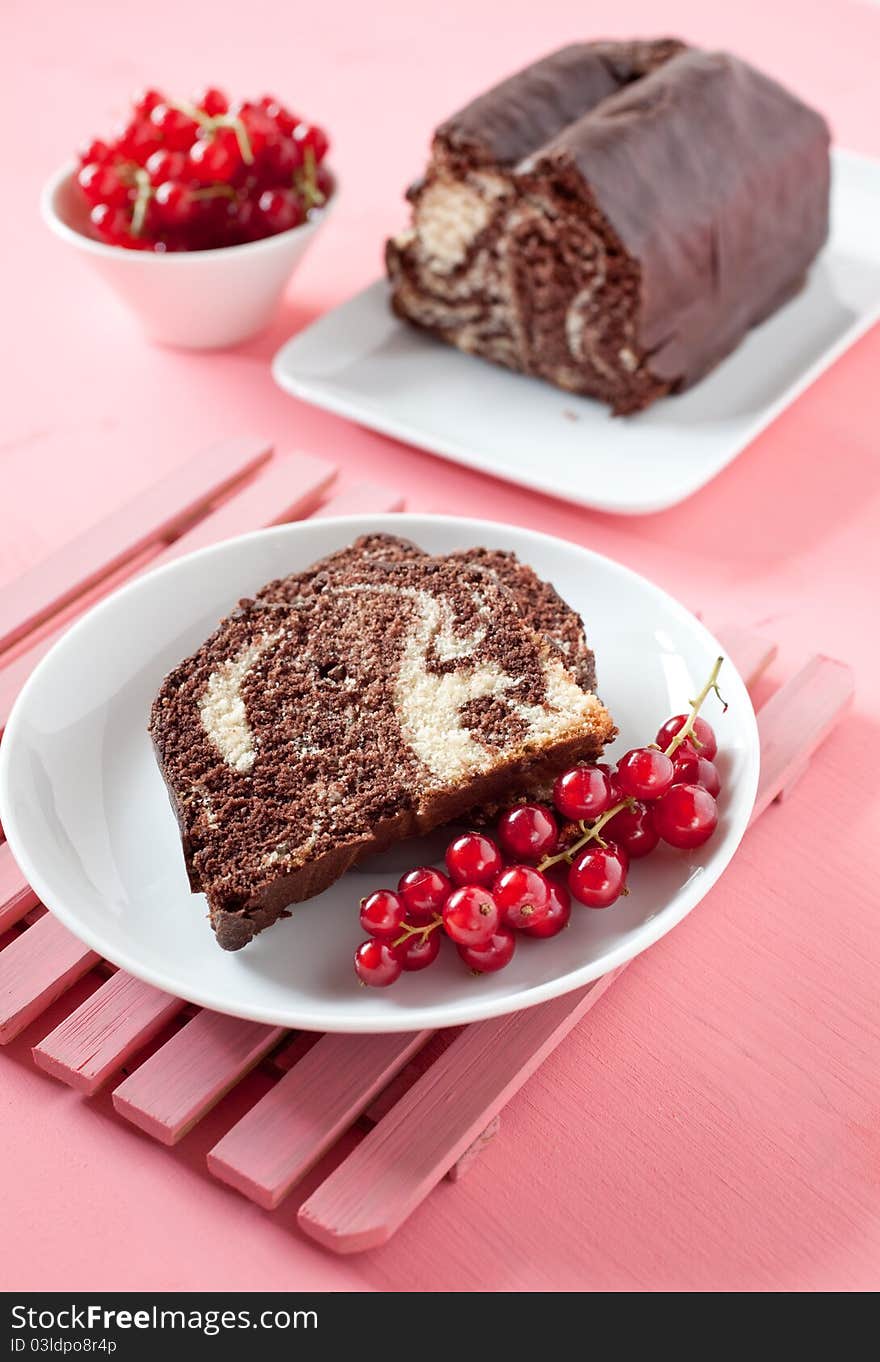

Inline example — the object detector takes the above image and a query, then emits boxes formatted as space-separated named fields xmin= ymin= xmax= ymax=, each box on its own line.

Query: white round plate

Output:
xmin=0 ymin=515 xmax=759 ymax=1032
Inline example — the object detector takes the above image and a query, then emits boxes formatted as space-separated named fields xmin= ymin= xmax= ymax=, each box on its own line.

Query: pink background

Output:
xmin=2 ymin=0 xmax=880 ymax=1292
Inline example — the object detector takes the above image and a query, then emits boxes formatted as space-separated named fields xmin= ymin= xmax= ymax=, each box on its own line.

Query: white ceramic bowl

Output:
xmin=41 ymin=163 xmax=336 ymax=349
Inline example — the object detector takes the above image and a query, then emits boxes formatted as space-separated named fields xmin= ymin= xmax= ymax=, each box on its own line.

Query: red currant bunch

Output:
xmin=75 ymin=86 xmax=332 ymax=253
xmin=353 ymin=658 xmax=727 ymax=989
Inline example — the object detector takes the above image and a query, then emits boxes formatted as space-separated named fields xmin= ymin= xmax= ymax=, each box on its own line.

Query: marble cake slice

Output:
xmin=386 ymin=39 xmax=830 ymax=414
xmin=150 ymin=536 xmax=614 ymax=950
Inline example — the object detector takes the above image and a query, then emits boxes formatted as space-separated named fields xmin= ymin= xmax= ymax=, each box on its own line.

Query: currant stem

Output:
xmin=191 ymin=184 xmax=237 ymax=201
xmin=299 ymin=146 xmax=324 ymax=208
xmin=218 ymin=114 xmax=255 ymax=166
xmin=663 ymin=656 xmax=726 ymax=759
xmin=539 ymin=797 xmax=635 ymax=870
xmin=130 ymin=167 xmax=152 ymax=236
xmin=392 ymin=915 xmax=443 ymax=949
xmin=167 ymin=101 xmax=255 ymax=165
xmin=169 ymin=99 xmax=213 ymax=129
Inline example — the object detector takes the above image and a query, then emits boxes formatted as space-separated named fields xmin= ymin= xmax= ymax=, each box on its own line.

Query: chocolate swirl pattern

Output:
xmin=151 ymin=535 xmax=614 ymax=949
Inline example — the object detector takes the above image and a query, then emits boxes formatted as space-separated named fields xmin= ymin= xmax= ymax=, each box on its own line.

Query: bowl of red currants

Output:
xmin=41 ymin=86 xmax=335 ymax=349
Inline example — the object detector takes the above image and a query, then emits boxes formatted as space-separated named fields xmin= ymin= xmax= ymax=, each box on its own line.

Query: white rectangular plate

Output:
xmin=273 ymin=150 xmax=880 ymax=515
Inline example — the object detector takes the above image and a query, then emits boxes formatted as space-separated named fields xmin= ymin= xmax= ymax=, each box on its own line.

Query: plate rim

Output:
xmin=272 ymin=148 xmax=880 ymax=515
xmin=0 ymin=513 xmax=760 ymax=1031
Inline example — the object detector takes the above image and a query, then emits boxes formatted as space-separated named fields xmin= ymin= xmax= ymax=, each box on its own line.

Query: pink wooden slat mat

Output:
xmin=112 ymin=1012 xmax=286 ymax=1146
xmin=0 ymin=608 xmax=851 ymax=1257
xmin=33 ymin=973 xmax=186 ymax=1096
xmin=0 ymin=913 xmax=100 ymax=1044
xmin=0 ymin=842 xmax=37 ymax=934
xmin=0 ymin=451 xmax=337 ymax=732
xmin=207 ymin=1030 xmax=431 ymax=1208
xmin=0 ymin=437 xmax=272 ymax=656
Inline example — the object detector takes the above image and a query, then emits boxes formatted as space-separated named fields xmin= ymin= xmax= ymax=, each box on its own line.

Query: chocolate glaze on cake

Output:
xmin=386 ymin=39 xmax=831 ymax=414
xmin=150 ymin=535 xmax=613 ymax=950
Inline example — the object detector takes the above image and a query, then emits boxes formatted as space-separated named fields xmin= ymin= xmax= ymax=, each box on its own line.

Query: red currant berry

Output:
xmin=653 ymin=784 xmax=718 ymax=849
xmin=553 ymin=764 xmax=613 ymax=821
xmin=655 ymin=715 xmax=717 ymax=761
xmin=228 ymin=195 xmax=257 ymax=242
xmin=568 ymin=845 xmax=628 ymax=908
xmin=497 ymin=803 xmax=558 ymax=861
xmin=315 ymin=165 xmax=333 ymax=198
xmin=194 ymin=86 xmax=229 ymax=116
xmin=232 ymin=102 xmax=274 ymax=159
xmin=616 ymin=746 xmax=675 ymax=800
xmin=189 ymin=129 xmax=241 ymax=182
xmin=457 ymin=926 xmax=516 ymax=973
xmin=397 ymin=866 xmax=452 ymax=924
xmin=672 ymin=751 xmax=721 ymax=797
xmin=256 ymin=187 xmax=304 ymax=234
xmin=154 ymin=180 xmax=197 ymax=227
xmin=601 ymin=800 xmax=659 ymax=859
xmin=396 ymin=928 xmax=442 ymax=972
xmin=150 ymin=103 xmax=199 ymax=151
xmin=442 ymin=885 xmax=500 ymax=947
xmin=89 ymin=203 xmax=130 ymax=244
xmin=597 ymin=762 xmax=625 ymax=801
xmin=116 ymin=118 xmax=162 ymax=165
xmin=77 ymin=162 xmax=129 ymax=208
xmin=521 ymin=877 xmax=571 ymax=938
xmin=145 ymin=148 xmax=186 ymax=185
xmin=493 ymin=865 xmax=552 ymax=931
xmin=132 ymin=88 xmax=165 ymax=119
xmin=445 ymin=832 xmax=503 ymax=888
xmin=293 ymin=121 xmax=329 ymax=162
xmin=264 ymin=135 xmax=303 ymax=180
xmin=354 ymin=939 xmax=402 ymax=988
xmin=671 ymin=738 xmax=699 ymax=765
xmin=259 ymin=96 xmax=297 ymax=136
xmin=359 ymin=889 xmax=406 ymax=941
xmin=78 ymin=138 xmax=113 ymax=166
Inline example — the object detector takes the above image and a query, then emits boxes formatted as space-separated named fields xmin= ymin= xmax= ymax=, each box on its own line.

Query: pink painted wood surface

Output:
xmin=715 ymin=626 xmax=778 ymax=690
xmin=0 ymin=914 xmax=99 ymax=1044
xmin=314 ymin=483 xmax=405 ymax=517
xmin=269 ymin=1031 xmax=321 ymax=1072
xmin=363 ymin=1032 xmax=456 ymax=1125
xmin=207 ymin=1030 xmax=430 ymax=1209
xmin=112 ymin=1010 xmax=285 ymax=1145
xmin=32 ymin=973 xmax=185 ymax=1096
xmin=298 ymin=970 xmax=623 ymax=1253
xmin=0 ymin=842 xmax=37 ymax=934
xmin=0 ymin=548 xmax=157 ymax=737
xmin=446 ymin=1115 xmax=501 ymax=1183
xmin=149 ymin=451 xmax=336 ymax=567
xmin=364 ymin=1037 xmax=504 ymax=1183
xmin=750 ymin=655 xmax=854 ymax=823
xmin=0 ymin=436 xmax=272 ymax=658
xmin=0 ymin=453 xmax=334 ymax=734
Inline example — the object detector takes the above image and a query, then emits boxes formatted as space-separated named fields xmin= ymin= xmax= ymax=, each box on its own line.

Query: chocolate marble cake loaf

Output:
xmin=151 ymin=535 xmax=613 ymax=949
xmin=386 ymin=39 xmax=831 ymax=414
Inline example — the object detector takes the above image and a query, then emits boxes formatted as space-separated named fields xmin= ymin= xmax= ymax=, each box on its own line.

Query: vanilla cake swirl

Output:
xmin=150 ymin=535 xmax=614 ymax=949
